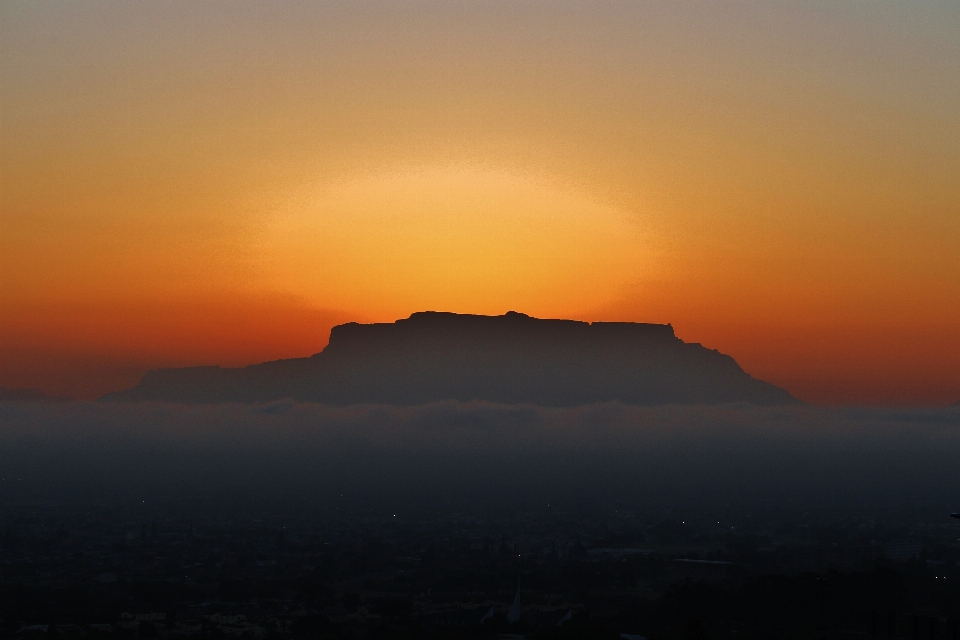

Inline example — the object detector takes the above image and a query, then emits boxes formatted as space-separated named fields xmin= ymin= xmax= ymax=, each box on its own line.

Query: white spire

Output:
xmin=508 ymin=575 xmax=521 ymax=622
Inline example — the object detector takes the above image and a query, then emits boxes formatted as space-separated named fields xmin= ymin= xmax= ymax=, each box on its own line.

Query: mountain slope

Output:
xmin=104 ymin=311 xmax=799 ymax=406
xmin=0 ymin=387 xmax=70 ymax=403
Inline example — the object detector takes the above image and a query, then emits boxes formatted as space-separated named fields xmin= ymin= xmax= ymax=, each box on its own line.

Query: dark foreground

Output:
xmin=2 ymin=500 xmax=959 ymax=640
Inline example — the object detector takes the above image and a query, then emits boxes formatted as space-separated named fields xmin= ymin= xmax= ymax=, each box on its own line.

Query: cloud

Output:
xmin=1 ymin=401 xmax=959 ymax=513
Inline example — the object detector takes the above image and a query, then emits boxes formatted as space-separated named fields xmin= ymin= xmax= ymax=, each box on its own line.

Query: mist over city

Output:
xmin=3 ymin=401 xmax=960 ymax=513
xmin=2 ymin=397 xmax=960 ymax=637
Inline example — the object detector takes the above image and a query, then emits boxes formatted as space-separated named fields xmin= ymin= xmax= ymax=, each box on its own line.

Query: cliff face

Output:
xmin=104 ymin=311 xmax=799 ymax=406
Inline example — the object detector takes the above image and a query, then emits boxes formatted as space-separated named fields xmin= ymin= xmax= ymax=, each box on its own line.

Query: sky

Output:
xmin=1 ymin=1 xmax=958 ymax=404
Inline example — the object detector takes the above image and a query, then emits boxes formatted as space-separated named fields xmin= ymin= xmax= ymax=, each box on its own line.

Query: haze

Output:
xmin=2 ymin=401 xmax=959 ymax=512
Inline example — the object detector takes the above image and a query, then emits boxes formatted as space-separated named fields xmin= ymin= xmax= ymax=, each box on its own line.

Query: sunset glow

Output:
xmin=2 ymin=1 xmax=958 ymax=403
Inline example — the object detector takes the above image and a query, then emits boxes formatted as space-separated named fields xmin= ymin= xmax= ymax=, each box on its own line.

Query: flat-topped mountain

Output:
xmin=104 ymin=311 xmax=799 ymax=406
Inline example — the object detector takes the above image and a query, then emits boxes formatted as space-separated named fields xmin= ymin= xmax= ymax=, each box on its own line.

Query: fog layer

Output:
xmin=1 ymin=401 xmax=958 ymax=512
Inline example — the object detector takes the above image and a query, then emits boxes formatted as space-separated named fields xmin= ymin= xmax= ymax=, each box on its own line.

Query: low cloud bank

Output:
xmin=1 ymin=401 xmax=959 ymax=512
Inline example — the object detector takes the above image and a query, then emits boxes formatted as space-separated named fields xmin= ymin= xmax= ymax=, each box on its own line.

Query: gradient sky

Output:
xmin=2 ymin=1 xmax=958 ymax=404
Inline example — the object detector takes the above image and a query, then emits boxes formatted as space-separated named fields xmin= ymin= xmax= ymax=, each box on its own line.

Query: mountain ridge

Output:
xmin=104 ymin=311 xmax=800 ymax=406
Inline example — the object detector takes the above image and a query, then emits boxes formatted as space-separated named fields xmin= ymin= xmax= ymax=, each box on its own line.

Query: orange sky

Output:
xmin=2 ymin=1 xmax=958 ymax=404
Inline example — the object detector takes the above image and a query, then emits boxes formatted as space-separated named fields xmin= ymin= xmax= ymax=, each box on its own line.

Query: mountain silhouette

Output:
xmin=104 ymin=311 xmax=799 ymax=406
xmin=0 ymin=387 xmax=69 ymax=403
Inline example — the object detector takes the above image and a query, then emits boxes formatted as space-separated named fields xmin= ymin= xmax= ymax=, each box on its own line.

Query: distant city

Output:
xmin=3 ymin=396 xmax=960 ymax=638
xmin=2 ymin=496 xmax=959 ymax=639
